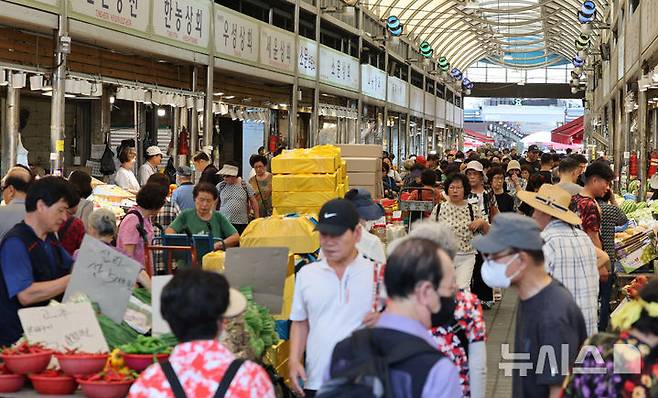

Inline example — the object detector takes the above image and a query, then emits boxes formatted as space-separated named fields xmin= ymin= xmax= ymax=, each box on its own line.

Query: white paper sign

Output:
xmin=361 ymin=64 xmax=386 ymax=101
xmin=260 ymin=25 xmax=295 ymax=73
xmin=152 ymin=0 xmax=211 ymax=49
xmin=387 ymin=76 xmax=408 ymax=107
xmin=63 ymin=236 xmax=141 ymax=323
xmin=224 ymin=248 xmax=289 ymax=314
xmin=19 ymin=303 xmax=109 ymax=353
xmin=319 ymin=45 xmax=359 ymax=91
xmin=151 ymin=275 xmax=173 ymax=336
xmin=70 ymin=0 xmax=150 ymax=33
xmin=214 ymin=5 xmax=259 ymax=62
xmin=298 ymin=37 xmax=317 ymax=79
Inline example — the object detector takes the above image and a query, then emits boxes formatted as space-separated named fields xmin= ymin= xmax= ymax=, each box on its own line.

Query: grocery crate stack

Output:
xmin=270 ymin=145 xmax=350 ymax=216
xmin=337 ymin=144 xmax=383 ymax=199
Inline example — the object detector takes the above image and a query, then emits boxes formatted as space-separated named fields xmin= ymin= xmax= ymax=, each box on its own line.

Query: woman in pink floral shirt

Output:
xmin=129 ymin=270 xmax=275 ymax=398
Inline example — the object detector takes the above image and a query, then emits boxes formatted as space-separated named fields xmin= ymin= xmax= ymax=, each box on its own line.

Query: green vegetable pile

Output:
xmin=120 ymin=335 xmax=173 ymax=354
xmin=240 ymin=287 xmax=279 ymax=357
xmin=132 ymin=288 xmax=151 ymax=305
xmin=97 ymin=313 xmax=140 ymax=350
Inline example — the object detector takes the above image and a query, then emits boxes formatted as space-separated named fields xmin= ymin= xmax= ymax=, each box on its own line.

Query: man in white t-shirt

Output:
xmin=289 ymin=199 xmax=384 ymax=397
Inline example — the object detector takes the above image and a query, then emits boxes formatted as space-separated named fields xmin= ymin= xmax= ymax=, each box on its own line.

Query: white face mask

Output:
xmin=481 ymin=253 xmax=520 ymax=289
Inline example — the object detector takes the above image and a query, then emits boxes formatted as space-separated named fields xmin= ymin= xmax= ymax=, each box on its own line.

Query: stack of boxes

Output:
xmin=337 ymin=144 xmax=383 ymax=198
xmin=271 ymin=145 xmax=350 ymax=215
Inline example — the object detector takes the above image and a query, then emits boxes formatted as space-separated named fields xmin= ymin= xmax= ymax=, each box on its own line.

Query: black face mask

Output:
xmin=431 ymin=295 xmax=457 ymax=328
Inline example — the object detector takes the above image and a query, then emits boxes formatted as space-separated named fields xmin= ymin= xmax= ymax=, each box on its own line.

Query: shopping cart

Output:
xmin=398 ymin=187 xmax=437 ymax=232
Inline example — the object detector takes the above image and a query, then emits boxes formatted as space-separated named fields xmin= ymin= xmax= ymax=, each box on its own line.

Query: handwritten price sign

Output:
xmin=64 ymin=235 xmax=141 ymax=323
xmin=19 ymin=303 xmax=109 ymax=353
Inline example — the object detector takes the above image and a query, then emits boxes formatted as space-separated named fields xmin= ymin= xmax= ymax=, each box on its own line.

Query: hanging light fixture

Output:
xmin=438 ymin=56 xmax=450 ymax=72
xmin=419 ymin=41 xmax=433 ymax=58
xmin=575 ymin=34 xmax=591 ymax=51
xmin=578 ymin=1 xmax=596 ymax=24
xmin=386 ymin=16 xmax=403 ymax=37
xmin=450 ymin=68 xmax=463 ymax=81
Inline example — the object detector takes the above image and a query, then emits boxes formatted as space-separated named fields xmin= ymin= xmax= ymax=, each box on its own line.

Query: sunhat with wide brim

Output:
xmin=216 ymin=164 xmax=239 ymax=176
xmin=517 ymin=184 xmax=582 ymax=225
xmin=225 ymin=288 xmax=248 ymax=318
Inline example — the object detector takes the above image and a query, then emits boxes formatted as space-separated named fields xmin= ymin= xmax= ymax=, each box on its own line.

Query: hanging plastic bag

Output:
xmin=100 ymin=143 xmax=116 ymax=175
xmin=16 ymin=133 xmax=29 ymax=167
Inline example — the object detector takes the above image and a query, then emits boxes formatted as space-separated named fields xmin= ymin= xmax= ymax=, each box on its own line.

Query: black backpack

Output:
xmin=317 ymin=329 xmax=443 ymax=398
xmin=99 ymin=143 xmax=116 ymax=175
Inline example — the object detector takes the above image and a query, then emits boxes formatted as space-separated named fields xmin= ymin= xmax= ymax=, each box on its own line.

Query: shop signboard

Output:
xmin=260 ymin=25 xmax=295 ymax=73
xmin=70 ymin=0 xmax=150 ymax=34
xmin=436 ymin=98 xmax=446 ymax=120
xmin=8 ymin=0 xmax=59 ymax=11
xmin=424 ymin=92 xmax=435 ymax=117
xmin=387 ymin=76 xmax=408 ymax=108
xmin=298 ymin=37 xmax=317 ymax=80
xmin=214 ymin=5 xmax=259 ymax=63
xmin=410 ymin=86 xmax=424 ymax=113
xmin=152 ymin=0 xmax=211 ymax=50
xmin=361 ymin=64 xmax=386 ymax=101
xmin=319 ymin=45 xmax=359 ymax=91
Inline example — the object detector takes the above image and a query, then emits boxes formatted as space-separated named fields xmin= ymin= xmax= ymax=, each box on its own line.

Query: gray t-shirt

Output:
xmin=556 ymin=182 xmax=583 ymax=196
xmin=217 ymin=180 xmax=255 ymax=225
xmin=0 ymin=199 xmax=26 ymax=242
xmin=513 ymin=280 xmax=587 ymax=398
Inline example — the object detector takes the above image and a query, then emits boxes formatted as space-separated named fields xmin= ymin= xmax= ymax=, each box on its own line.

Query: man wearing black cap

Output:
xmin=519 ymin=144 xmax=541 ymax=174
xmin=289 ymin=199 xmax=384 ymax=398
xmin=343 ymin=188 xmax=386 ymax=263
xmin=473 ymin=214 xmax=586 ymax=398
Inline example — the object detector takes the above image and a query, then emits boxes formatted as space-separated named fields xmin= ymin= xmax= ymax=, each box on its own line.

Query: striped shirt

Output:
xmin=541 ymin=219 xmax=599 ymax=336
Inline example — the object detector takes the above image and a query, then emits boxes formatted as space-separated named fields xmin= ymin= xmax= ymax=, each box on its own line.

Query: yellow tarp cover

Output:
xmin=273 ymin=207 xmax=320 ymax=216
xmin=271 ymin=145 xmax=341 ymax=174
xmin=272 ymin=172 xmax=338 ymax=192
xmin=272 ymin=189 xmax=340 ymax=208
xmin=202 ymin=250 xmax=225 ymax=273
xmin=240 ymin=214 xmax=320 ymax=253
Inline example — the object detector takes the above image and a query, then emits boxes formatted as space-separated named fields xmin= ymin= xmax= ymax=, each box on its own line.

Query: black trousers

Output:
xmin=471 ymin=252 xmax=493 ymax=302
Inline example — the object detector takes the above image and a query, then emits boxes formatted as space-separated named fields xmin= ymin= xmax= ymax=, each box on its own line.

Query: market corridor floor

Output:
xmin=484 ymin=289 xmax=517 ymax=398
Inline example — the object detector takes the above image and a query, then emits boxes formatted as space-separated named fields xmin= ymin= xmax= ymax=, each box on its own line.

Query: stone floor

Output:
xmin=483 ymin=289 xmax=517 ymax=398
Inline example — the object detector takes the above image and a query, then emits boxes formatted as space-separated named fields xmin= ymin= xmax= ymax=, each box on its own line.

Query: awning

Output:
xmin=464 ymin=129 xmax=495 ymax=144
xmin=551 ymin=116 xmax=584 ymax=145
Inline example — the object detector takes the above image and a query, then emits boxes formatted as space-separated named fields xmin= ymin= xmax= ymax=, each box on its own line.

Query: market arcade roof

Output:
xmin=363 ymin=0 xmax=608 ymax=70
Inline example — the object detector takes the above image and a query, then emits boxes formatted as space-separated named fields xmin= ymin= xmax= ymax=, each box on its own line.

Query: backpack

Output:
xmin=160 ymin=359 xmax=244 ymax=398
xmin=317 ymin=329 xmax=443 ymax=398
xmin=99 ymin=143 xmax=116 ymax=175
xmin=115 ymin=209 xmax=148 ymax=247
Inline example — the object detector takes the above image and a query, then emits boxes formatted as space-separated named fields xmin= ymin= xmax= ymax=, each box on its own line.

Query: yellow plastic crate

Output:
xmin=271 ymin=146 xmax=340 ymax=174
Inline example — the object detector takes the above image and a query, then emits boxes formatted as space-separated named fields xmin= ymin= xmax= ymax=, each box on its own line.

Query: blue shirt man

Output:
xmin=0 ymin=177 xmax=75 ymax=346
xmin=171 ymin=166 xmax=195 ymax=211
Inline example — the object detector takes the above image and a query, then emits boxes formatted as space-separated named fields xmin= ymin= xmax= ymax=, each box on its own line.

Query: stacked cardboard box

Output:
xmin=337 ymin=144 xmax=383 ymax=198
xmin=271 ymin=145 xmax=350 ymax=215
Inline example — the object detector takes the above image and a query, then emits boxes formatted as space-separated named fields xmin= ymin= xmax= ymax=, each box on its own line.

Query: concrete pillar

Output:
xmin=50 ymin=11 xmax=69 ymax=176
xmin=172 ymin=107 xmax=180 ymax=167
xmin=190 ymin=66 xmax=198 ymax=162
xmin=639 ymin=87 xmax=648 ymax=200
xmin=311 ymin=11 xmax=321 ymax=147
xmin=613 ymin=91 xmax=623 ymax=192
xmin=204 ymin=60 xmax=214 ymax=154
xmin=288 ymin=0 xmax=300 ymax=149
xmin=3 ymin=87 xmax=19 ymax=176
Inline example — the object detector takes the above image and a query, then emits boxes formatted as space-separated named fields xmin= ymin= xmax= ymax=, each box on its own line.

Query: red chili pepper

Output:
xmin=37 ymin=369 xmax=66 ymax=377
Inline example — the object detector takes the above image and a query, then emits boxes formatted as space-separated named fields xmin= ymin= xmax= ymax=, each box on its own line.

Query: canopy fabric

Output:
xmin=464 ymin=129 xmax=495 ymax=144
xmin=551 ymin=116 xmax=584 ymax=145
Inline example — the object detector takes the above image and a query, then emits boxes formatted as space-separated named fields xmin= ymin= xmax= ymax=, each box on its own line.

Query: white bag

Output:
xmin=16 ymin=133 xmax=29 ymax=166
